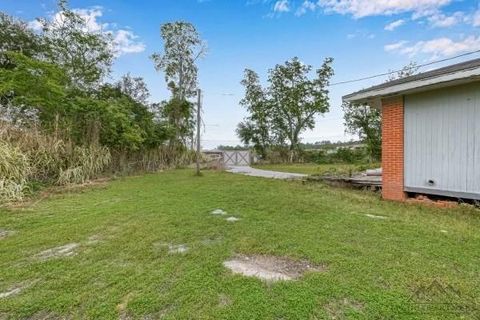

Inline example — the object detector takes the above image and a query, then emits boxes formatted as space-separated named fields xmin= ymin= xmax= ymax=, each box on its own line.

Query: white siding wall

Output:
xmin=404 ymin=82 xmax=480 ymax=199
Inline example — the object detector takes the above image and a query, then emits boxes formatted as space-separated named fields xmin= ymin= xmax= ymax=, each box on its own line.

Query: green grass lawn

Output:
xmin=1 ymin=170 xmax=479 ymax=319
xmin=252 ymin=163 xmax=380 ymax=176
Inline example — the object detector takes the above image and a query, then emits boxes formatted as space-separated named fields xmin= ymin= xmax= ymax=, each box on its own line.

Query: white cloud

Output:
xmin=317 ymin=0 xmax=452 ymax=18
xmin=27 ymin=19 xmax=43 ymax=31
xmin=384 ymin=40 xmax=408 ymax=51
xmin=112 ymin=29 xmax=146 ymax=54
xmin=28 ymin=6 xmax=145 ymax=56
xmin=296 ymin=0 xmax=317 ymax=16
xmin=347 ymin=29 xmax=375 ymax=39
xmin=427 ymin=11 xmax=464 ymax=28
xmin=72 ymin=7 xmax=106 ymax=32
xmin=274 ymin=0 xmax=290 ymax=13
xmin=472 ymin=10 xmax=480 ymax=27
xmin=385 ymin=36 xmax=480 ymax=59
xmin=384 ymin=19 xmax=405 ymax=31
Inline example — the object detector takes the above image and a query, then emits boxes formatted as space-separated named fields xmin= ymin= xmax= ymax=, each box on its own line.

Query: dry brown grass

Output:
xmin=0 ymin=122 xmax=112 ymax=202
xmin=0 ymin=121 xmax=195 ymax=203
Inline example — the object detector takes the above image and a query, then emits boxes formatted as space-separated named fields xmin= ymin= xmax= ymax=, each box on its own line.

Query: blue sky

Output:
xmin=1 ymin=0 xmax=480 ymax=148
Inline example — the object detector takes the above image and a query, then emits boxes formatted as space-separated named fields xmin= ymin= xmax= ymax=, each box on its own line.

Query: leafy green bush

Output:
xmin=302 ymin=147 xmax=367 ymax=164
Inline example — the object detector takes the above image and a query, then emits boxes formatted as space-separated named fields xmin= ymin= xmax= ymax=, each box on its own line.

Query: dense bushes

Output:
xmin=0 ymin=6 xmax=198 ymax=203
xmin=301 ymin=147 xmax=368 ymax=164
xmin=260 ymin=146 xmax=369 ymax=165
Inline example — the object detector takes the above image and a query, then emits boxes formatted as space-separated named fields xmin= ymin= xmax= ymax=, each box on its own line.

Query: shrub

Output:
xmin=301 ymin=147 xmax=367 ymax=164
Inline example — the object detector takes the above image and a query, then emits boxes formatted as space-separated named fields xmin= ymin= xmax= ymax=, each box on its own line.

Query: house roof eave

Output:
xmin=343 ymin=59 xmax=480 ymax=105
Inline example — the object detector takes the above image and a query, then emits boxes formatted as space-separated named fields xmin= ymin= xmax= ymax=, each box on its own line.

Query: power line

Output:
xmin=329 ymin=49 xmax=480 ymax=87
xmin=201 ymin=50 xmax=480 ymax=98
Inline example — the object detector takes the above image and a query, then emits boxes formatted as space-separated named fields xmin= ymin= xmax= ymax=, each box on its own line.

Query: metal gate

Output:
xmin=223 ymin=151 xmax=251 ymax=166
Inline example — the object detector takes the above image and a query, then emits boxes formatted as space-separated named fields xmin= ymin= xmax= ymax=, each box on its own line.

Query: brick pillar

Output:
xmin=381 ymin=96 xmax=406 ymax=201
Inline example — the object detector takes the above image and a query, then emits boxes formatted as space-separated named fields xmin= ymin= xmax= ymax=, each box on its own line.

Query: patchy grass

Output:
xmin=253 ymin=163 xmax=380 ymax=176
xmin=1 ymin=169 xmax=479 ymax=319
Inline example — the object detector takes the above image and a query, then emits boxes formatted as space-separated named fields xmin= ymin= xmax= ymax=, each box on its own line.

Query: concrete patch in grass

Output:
xmin=34 ymin=243 xmax=80 ymax=260
xmin=0 ymin=286 xmax=24 ymax=299
xmin=365 ymin=214 xmax=387 ymax=220
xmin=211 ymin=209 xmax=227 ymax=215
xmin=168 ymin=244 xmax=188 ymax=254
xmin=223 ymin=255 xmax=325 ymax=281
xmin=86 ymin=235 xmax=102 ymax=245
xmin=0 ymin=229 xmax=14 ymax=239
xmin=0 ymin=280 xmax=38 ymax=299
xmin=154 ymin=242 xmax=189 ymax=254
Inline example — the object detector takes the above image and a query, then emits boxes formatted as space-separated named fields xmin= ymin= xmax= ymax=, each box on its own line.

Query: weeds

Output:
xmin=0 ymin=122 xmax=193 ymax=202
xmin=0 ymin=141 xmax=30 ymax=201
xmin=57 ymin=146 xmax=111 ymax=185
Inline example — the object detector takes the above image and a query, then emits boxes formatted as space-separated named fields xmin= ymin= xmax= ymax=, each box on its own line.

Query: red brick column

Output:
xmin=381 ymin=96 xmax=406 ymax=201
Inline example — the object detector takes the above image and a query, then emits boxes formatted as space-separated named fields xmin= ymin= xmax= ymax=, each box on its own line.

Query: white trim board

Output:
xmin=344 ymin=68 xmax=480 ymax=104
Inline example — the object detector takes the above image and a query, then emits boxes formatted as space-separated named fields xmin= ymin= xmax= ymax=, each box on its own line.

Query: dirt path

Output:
xmin=226 ymin=166 xmax=307 ymax=180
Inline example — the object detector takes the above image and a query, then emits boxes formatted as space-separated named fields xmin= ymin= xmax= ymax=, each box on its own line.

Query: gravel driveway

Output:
xmin=226 ymin=166 xmax=307 ymax=180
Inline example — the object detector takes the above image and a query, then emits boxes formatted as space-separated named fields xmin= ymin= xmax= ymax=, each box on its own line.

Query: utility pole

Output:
xmin=195 ymin=89 xmax=202 ymax=176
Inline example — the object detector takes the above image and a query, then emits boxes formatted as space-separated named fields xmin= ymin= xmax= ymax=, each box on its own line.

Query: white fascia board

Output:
xmin=343 ymin=68 xmax=480 ymax=104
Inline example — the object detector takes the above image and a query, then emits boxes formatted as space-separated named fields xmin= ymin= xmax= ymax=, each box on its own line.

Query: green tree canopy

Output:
xmin=342 ymin=62 xmax=419 ymax=162
xmin=237 ymin=57 xmax=334 ymax=161
xmin=39 ymin=0 xmax=113 ymax=89
xmin=151 ymin=21 xmax=207 ymax=148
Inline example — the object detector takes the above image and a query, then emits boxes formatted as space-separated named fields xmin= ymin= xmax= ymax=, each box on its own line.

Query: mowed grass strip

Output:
xmin=0 ymin=169 xmax=479 ymax=319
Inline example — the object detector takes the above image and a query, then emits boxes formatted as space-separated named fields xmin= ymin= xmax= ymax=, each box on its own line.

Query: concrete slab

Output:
xmin=226 ymin=166 xmax=307 ymax=180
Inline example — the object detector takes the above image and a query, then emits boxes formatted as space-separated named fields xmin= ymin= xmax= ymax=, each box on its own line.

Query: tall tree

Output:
xmin=151 ymin=21 xmax=206 ymax=147
xmin=0 ymin=13 xmax=43 ymax=59
xmin=0 ymin=6 xmax=172 ymax=154
xmin=39 ymin=0 xmax=113 ymax=89
xmin=269 ymin=57 xmax=333 ymax=161
xmin=343 ymin=62 xmax=419 ymax=162
xmin=0 ymin=13 xmax=47 ymax=124
xmin=0 ymin=52 xmax=70 ymax=128
xmin=151 ymin=22 xmax=207 ymax=100
xmin=342 ymin=103 xmax=382 ymax=161
xmin=237 ymin=57 xmax=334 ymax=162
xmin=237 ymin=69 xmax=271 ymax=158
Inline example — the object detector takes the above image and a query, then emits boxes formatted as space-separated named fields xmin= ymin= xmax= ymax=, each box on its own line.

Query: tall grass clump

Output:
xmin=57 ymin=145 xmax=111 ymax=185
xmin=0 ymin=122 xmax=114 ymax=202
xmin=0 ymin=121 xmax=195 ymax=203
xmin=0 ymin=141 xmax=31 ymax=202
xmin=110 ymin=147 xmax=196 ymax=174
